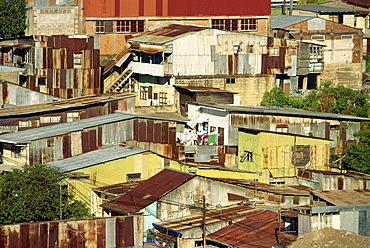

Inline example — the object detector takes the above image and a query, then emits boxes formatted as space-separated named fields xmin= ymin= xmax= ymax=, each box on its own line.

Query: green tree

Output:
xmin=0 ymin=163 xmax=90 ymax=224
xmin=342 ymin=122 xmax=370 ymax=174
xmin=0 ymin=0 xmax=27 ymax=38
xmin=261 ymin=82 xmax=370 ymax=117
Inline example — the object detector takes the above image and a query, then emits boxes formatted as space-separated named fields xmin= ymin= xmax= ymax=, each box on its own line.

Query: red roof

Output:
xmin=207 ymin=209 xmax=281 ymax=248
xmin=345 ymin=0 xmax=370 ymax=8
xmin=101 ymin=169 xmax=194 ymax=213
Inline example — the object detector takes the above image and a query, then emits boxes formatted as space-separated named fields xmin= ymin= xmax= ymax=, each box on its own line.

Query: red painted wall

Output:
xmin=83 ymin=0 xmax=271 ymax=17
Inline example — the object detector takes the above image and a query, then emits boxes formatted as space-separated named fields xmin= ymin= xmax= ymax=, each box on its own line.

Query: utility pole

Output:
xmin=202 ymin=195 xmax=206 ymax=247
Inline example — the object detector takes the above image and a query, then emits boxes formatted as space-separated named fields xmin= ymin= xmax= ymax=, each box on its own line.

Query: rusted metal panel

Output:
xmin=102 ymin=169 xmax=194 ymax=214
xmin=124 ymin=217 xmax=134 ymax=246
xmin=82 ymin=131 xmax=90 ymax=153
xmin=89 ymin=129 xmax=97 ymax=151
xmin=154 ymin=122 xmax=162 ymax=143
xmin=20 ymin=225 xmax=29 ymax=248
xmin=138 ymin=121 xmax=147 ymax=142
xmin=161 ymin=122 xmax=169 ymax=144
xmin=63 ymin=135 xmax=72 ymax=158
xmin=147 ymin=119 xmax=154 ymax=142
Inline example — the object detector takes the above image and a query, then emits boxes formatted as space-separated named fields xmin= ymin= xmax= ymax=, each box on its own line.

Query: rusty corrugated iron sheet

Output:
xmin=311 ymin=190 xmax=370 ymax=206
xmin=128 ymin=24 xmax=207 ymax=45
xmin=298 ymin=169 xmax=370 ymax=180
xmin=0 ymin=93 xmax=136 ymax=117
xmin=155 ymin=204 xmax=256 ymax=232
xmin=215 ymin=178 xmax=310 ymax=196
xmin=101 ymin=168 xmax=194 ymax=214
xmin=0 ymin=216 xmax=143 ymax=248
xmin=207 ymin=209 xmax=281 ymax=248
xmin=93 ymin=180 xmax=145 ymax=196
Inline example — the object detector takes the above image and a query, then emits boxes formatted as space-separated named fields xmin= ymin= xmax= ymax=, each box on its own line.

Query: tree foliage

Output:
xmin=261 ymin=82 xmax=370 ymax=117
xmin=342 ymin=122 xmax=370 ymax=174
xmin=0 ymin=0 xmax=27 ymax=38
xmin=0 ymin=164 xmax=90 ymax=224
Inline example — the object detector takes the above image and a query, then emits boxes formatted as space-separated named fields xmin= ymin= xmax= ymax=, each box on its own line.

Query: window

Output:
xmin=310 ymin=46 xmax=323 ymax=57
xmin=38 ymin=77 xmax=46 ymax=86
xmin=240 ymin=19 xmax=257 ymax=31
xmin=226 ymin=78 xmax=235 ymax=84
xmin=311 ymin=35 xmax=325 ymax=40
xmin=292 ymin=145 xmax=311 ymax=167
xmin=140 ymin=86 xmax=149 ymax=100
xmin=10 ymin=145 xmax=22 ymax=159
xmin=240 ymin=150 xmax=253 ymax=162
xmin=117 ymin=20 xmax=144 ymax=33
xmin=341 ymin=35 xmax=353 ymax=39
xmin=159 ymin=92 xmax=167 ymax=105
xmin=95 ymin=20 xmax=113 ymax=34
xmin=212 ymin=19 xmax=238 ymax=31
xmin=276 ymin=124 xmax=288 ymax=133
xmin=270 ymin=47 xmax=279 ymax=56
xmin=74 ymin=53 xmax=82 ymax=67
xmin=19 ymin=120 xmax=39 ymax=128
xmin=67 ymin=112 xmax=80 ymax=122
xmin=246 ymin=45 xmax=254 ymax=53
xmin=127 ymin=173 xmax=141 ymax=181
xmin=233 ymin=45 xmax=240 ymax=54
xmin=40 ymin=116 xmax=61 ymax=124
xmin=329 ymin=15 xmax=339 ymax=23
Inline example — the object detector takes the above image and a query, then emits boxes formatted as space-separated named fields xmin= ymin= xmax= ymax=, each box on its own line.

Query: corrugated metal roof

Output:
xmin=271 ymin=14 xmax=316 ymax=29
xmin=0 ymin=66 xmax=26 ymax=72
xmin=0 ymin=111 xmax=187 ymax=144
xmin=345 ymin=0 xmax=370 ymax=8
xmin=93 ymin=180 xmax=145 ymax=196
xmin=207 ymin=209 xmax=281 ymax=248
xmin=128 ymin=24 xmax=207 ymax=45
xmin=175 ymin=85 xmax=237 ymax=94
xmin=0 ymin=112 xmax=136 ymax=144
xmin=239 ymin=128 xmax=331 ymax=141
xmin=0 ymin=93 xmax=136 ymax=117
xmin=215 ymin=178 xmax=310 ymax=196
xmin=137 ymin=112 xmax=190 ymax=122
xmin=155 ymin=205 xmax=263 ymax=233
xmin=47 ymin=146 xmax=148 ymax=173
xmin=194 ymin=103 xmax=370 ymax=121
xmin=293 ymin=5 xmax=356 ymax=13
xmin=299 ymin=169 xmax=370 ymax=180
xmin=101 ymin=168 xmax=194 ymax=214
xmin=311 ymin=190 xmax=370 ymax=206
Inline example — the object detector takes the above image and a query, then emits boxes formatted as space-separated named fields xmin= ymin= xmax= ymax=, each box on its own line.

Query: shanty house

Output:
xmin=0 ymin=35 xmax=100 ymax=99
xmin=271 ymin=13 xmax=363 ymax=89
xmin=238 ymin=128 xmax=331 ymax=183
xmin=152 ymin=206 xmax=286 ymax=247
xmin=296 ymin=201 xmax=370 ymax=236
xmin=82 ymin=0 xmax=272 ymax=55
xmin=320 ymin=0 xmax=370 ymax=55
xmin=119 ymin=24 xmax=307 ymax=108
xmin=0 ymin=92 xmax=136 ymax=134
xmin=187 ymin=103 xmax=369 ymax=154
xmin=298 ymin=169 xmax=370 ymax=190
xmin=0 ymin=111 xmax=186 ymax=169
xmin=101 ymin=168 xmax=310 ymax=244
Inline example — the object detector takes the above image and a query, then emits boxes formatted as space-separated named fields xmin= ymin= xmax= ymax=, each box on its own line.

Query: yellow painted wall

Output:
xmin=238 ymin=130 xmax=331 ymax=183
xmin=68 ymin=151 xmax=166 ymax=216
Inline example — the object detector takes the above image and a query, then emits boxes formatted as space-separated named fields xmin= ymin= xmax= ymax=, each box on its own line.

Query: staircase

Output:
xmin=104 ymin=66 xmax=133 ymax=93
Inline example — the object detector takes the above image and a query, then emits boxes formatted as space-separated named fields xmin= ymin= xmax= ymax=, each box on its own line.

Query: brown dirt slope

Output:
xmin=289 ymin=227 xmax=370 ymax=248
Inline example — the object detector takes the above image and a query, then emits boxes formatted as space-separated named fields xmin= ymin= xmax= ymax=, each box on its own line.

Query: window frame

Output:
xmin=159 ymin=92 xmax=168 ymax=105
xmin=240 ymin=19 xmax=258 ymax=31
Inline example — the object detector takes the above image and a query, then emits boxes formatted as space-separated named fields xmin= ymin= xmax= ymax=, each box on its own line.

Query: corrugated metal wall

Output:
xmin=0 ymin=216 xmax=143 ymax=248
xmin=26 ymin=36 xmax=101 ymax=99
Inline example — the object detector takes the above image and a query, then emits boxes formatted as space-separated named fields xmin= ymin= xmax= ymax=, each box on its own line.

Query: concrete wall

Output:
xmin=175 ymin=75 xmax=276 ymax=106
xmin=26 ymin=7 xmax=79 ymax=36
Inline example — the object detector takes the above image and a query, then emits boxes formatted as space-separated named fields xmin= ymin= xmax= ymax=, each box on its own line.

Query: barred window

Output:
xmin=117 ymin=20 xmax=144 ymax=33
xmin=240 ymin=19 xmax=257 ymax=31
xmin=159 ymin=92 xmax=168 ymax=105
xmin=212 ymin=19 xmax=238 ymax=31
xmin=95 ymin=20 xmax=113 ymax=34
